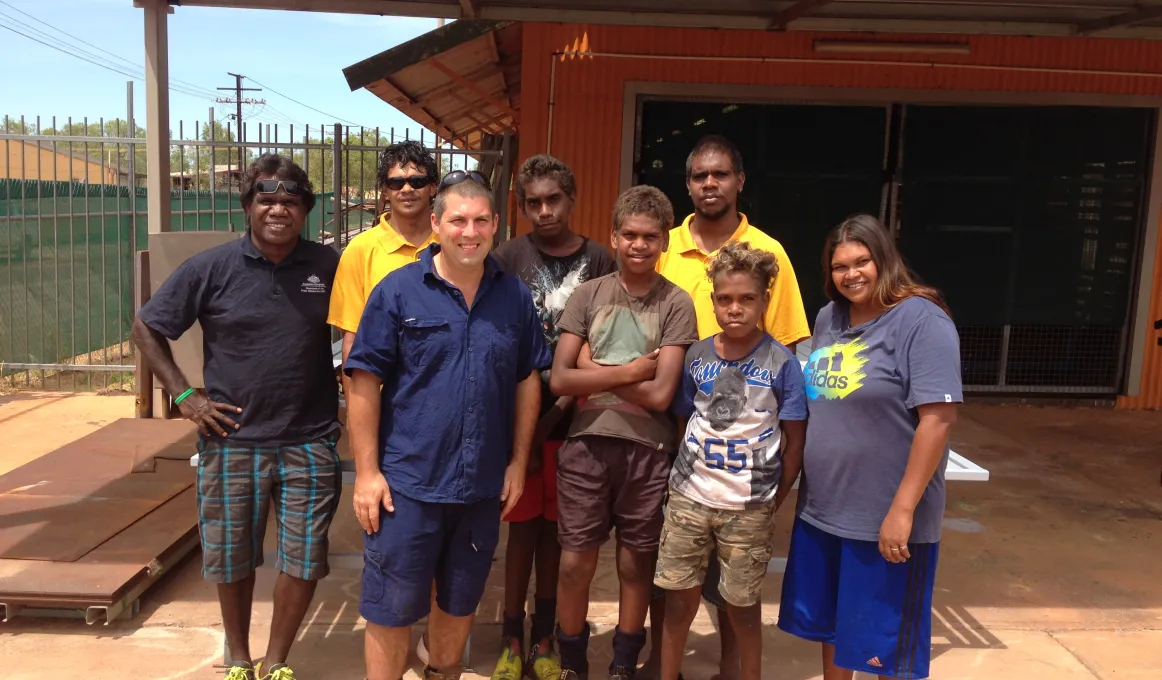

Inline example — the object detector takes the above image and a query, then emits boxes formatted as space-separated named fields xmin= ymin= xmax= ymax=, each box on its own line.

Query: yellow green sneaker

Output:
xmin=526 ymin=639 xmax=562 ymax=680
xmin=261 ymin=663 xmax=298 ymax=680
xmin=224 ymin=663 xmax=256 ymax=680
xmin=492 ymin=636 xmax=525 ymax=680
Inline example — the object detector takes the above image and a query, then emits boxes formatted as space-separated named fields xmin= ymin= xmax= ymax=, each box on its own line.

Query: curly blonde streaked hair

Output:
xmin=706 ymin=241 xmax=779 ymax=292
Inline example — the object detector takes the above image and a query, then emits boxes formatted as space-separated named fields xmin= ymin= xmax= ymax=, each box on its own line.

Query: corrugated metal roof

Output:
xmin=342 ymin=20 xmax=522 ymax=148
xmin=178 ymin=0 xmax=1162 ymax=40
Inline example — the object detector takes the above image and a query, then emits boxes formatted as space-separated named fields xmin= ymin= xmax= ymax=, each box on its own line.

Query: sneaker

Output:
xmin=224 ymin=663 xmax=256 ymax=680
xmin=492 ymin=637 xmax=525 ymax=680
xmin=262 ymin=663 xmax=298 ymax=680
xmin=609 ymin=666 xmax=634 ymax=680
xmin=526 ymin=639 xmax=562 ymax=680
xmin=417 ymin=632 xmax=430 ymax=666
xmin=425 ymin=666 xmax=463 ymax=680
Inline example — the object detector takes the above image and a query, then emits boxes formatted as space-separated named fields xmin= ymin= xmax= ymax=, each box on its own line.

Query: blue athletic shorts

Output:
xmin=777 ymin=517 xmax=940 ymax=680
xmin=360 ymin=492 xmax=501 ymax=627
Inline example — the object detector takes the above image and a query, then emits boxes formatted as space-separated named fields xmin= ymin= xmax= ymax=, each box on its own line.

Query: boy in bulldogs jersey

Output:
xmin=653 ymin=242 xmax=807 ymax=680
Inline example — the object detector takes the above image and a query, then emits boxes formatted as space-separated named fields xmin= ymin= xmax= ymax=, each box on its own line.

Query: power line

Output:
xmin=0 ymin=21 xmax=214 ymax=102
xmin=2 ymin=5 xmax=374 ymax=132
xmin=216 ymin=72 xmax=264 ymax=170
xmin=0 ymin=13 xmax=213 ymax=99
xmin=0 ymin=0 xmax=219 ymax=98
xmin=244 ymin=76 xmax=373 ymax=129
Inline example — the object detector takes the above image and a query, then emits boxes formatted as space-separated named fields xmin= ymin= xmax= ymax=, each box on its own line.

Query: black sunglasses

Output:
xmin=384 ymin=175 xmax=435 ymax=191
xmin=437 ymin=169 xmax=491 ymax=193
xmin=255 ymin=179 xmax=305 ymax=195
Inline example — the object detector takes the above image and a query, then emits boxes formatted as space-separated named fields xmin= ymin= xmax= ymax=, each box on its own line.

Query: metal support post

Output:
xmin=142 ymin=0 xmax=171 ymax=236
xmin=331 ymin=124 xmax=343 ymax=250
xmin=495 ymin=130 xmax=514 ymax=244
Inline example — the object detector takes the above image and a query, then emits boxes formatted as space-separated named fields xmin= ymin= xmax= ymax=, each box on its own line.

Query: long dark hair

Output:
xmin=822 ymin=214 xmax=950 ymax=315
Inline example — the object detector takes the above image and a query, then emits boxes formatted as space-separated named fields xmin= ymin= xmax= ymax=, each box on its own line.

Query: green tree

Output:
xmin=2 ymin=117 xmax=34 ymax=135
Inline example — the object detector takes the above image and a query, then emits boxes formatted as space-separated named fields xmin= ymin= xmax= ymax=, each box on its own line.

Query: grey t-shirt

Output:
xmin=797 ymin=296 xmax=963 ymax=544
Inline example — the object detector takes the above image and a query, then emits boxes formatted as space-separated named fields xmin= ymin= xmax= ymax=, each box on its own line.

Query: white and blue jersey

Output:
xmin=670 ymin=334 xmax=807 ymax=510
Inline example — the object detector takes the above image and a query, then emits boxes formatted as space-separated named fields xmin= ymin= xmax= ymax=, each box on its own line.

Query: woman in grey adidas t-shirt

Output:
xmin=776 ymin=214 xmax=962 ymax=680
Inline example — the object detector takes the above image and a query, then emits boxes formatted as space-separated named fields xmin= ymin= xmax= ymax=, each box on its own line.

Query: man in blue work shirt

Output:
xmin=345 ymin=170 xmax=551 ymax=680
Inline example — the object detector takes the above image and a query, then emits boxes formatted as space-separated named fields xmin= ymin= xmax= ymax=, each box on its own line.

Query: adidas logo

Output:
xmin=866 ymin=657 xmax=883 ymax=668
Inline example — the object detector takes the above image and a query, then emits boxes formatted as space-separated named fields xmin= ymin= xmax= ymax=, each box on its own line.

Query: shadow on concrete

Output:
xmin=3 ymin=403 xmax=1161 ymax=678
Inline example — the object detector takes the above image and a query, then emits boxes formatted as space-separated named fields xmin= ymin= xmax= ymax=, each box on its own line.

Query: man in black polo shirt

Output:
xmin=133 ymin=154 xmax=340 ymax=680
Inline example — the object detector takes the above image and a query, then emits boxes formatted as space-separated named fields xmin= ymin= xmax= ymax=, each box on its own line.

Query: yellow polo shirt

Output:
xmin=327 ymin=213 xmax=436 ymax=333
xmin=656 ymin=213 xmax=811 ymax=345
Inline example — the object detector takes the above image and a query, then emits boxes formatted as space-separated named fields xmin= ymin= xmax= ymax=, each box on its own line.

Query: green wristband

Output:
xmin=173 ymin=387 xmax=195 ymax=405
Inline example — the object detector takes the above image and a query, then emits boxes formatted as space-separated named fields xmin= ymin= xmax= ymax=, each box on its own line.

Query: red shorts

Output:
xmin=506 ymin=440 xmax=561 ymax=523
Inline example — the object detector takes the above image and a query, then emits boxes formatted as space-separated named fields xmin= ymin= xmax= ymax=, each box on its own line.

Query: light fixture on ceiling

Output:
xmin=813 ymin=40 xmax=971 ymax=55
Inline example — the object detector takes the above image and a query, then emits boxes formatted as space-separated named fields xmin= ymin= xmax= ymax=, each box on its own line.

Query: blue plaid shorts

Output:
xmin=195 ymin=431 xmax=342 ymax=584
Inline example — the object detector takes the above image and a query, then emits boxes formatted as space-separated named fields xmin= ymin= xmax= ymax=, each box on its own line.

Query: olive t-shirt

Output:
xmin=556 ymin=272 xmax=698 ymax=451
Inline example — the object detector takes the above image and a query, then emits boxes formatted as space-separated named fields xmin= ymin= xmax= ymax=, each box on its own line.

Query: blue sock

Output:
xmin=556 ymin=623 xmax=590 ymax=674
xmin=610 ymin=626 xmax=647 ymax=676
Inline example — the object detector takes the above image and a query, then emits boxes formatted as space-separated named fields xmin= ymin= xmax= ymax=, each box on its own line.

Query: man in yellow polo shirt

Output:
xmin=329 ymin=140 xmax=438 ymax=393
xmin=656 ymin=135 xmax=810 ymax=347
xmin=648 ymin=134 xmax=810 ymax=680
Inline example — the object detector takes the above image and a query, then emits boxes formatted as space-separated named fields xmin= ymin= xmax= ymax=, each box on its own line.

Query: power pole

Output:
xmin=216 ymin=72 xmax=264 ymax=172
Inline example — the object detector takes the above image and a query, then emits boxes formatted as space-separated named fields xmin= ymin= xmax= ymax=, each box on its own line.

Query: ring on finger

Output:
xmin=891 ymin=547 xmax=901 ymax=552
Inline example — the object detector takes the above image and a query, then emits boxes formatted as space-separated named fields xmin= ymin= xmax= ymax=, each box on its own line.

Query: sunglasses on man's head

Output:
xmin=384 ymin=175 xmax=435 ymax=191
xmin=437 ymin=169 xmax=491 ymax=193
xmin=255 ymin=179 xmax=305 ymax=195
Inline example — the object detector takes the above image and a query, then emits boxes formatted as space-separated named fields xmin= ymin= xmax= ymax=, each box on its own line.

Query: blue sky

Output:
xmin=0 ymin=0 xmax=443 ymax=140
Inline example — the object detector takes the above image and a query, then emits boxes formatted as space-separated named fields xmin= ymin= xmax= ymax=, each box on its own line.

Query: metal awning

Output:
xmin=342 ymin=20 xmax=521 ymax=148
xmin=132 ymin=0 xmax=1162 ymax=238
xmin=158 ymin=0 xmax=1162 ymax=39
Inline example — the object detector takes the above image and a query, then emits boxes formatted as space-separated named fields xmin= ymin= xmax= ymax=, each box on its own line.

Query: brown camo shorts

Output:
xmin=653 ymin=490 xmax=776 ymax=607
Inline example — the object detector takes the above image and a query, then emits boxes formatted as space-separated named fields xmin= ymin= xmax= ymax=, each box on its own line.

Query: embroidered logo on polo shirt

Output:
xmin=301 ymin=273 xmax=327 ymax=294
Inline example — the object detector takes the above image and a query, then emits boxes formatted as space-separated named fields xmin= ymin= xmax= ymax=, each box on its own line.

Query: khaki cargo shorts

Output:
xmin=653 ymin=490 xmax=776 ymax=607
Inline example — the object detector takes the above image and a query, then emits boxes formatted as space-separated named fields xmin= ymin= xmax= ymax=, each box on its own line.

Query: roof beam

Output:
xmin=485 ymin=31 xmax=515 ymax=109
xmin=429 ymin=58 xmax=520 ymax=122
xmin=413 ymin=63 xmax=513 ymax=102
xmin=372 ymin=76 xmax=458 ymax=141
xmin=458 ymin=0 xmax=479 ymax=18
xmin=1076 ymin=6 xmax=1162 ymax=35
xmin=458 ymin=110 xmax=514 ymax=138
xmin=769 ymin=0 xmax=833 ymax=30
xmin=446 ymin=89 xmax=512 ymax=134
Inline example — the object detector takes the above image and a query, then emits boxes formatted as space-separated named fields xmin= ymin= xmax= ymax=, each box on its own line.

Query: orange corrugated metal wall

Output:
xmin=514 ymin=23 xmax=1162 ymax=407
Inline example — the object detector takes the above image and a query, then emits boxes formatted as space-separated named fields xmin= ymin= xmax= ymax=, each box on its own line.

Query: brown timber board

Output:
xmin=0 ymin=419 xmax=197 ymax=562
xmin=0 ymin=486 xmax=198 ymax=605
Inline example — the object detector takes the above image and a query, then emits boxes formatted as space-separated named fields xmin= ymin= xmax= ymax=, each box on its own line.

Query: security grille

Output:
xmin=635 ymin=98 xmax=1153 ymax=395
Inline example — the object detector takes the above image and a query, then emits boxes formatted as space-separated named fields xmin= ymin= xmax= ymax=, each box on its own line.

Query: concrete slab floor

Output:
xmin=0 ymin=397 xmax=1160 ymax=679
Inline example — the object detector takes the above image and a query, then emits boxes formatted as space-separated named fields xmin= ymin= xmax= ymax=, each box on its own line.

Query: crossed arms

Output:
xmin=549 ymin=333 xmax=687 ymax=412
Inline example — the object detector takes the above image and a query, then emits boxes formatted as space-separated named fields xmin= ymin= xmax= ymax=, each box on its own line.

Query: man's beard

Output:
xmin=695 ymin=202 xmax=733 ymax=222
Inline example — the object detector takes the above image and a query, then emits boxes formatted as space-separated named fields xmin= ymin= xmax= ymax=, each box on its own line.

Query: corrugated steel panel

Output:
xmin=1118 ymin=236 xmax=1162 ymax=409
xmin=519 ymin=24 xmax=1162 ymax=238
xmin=515 ymin=23 xmax=1162 ymax=407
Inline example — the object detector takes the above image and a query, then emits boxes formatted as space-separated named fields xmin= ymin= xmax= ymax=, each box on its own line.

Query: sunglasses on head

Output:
xmin=255 ymin=179 xmax=305 ymax=195
xmin=384 ymin=175 xmax=435 ymax=191
xmin=437 ymin=169 xmax=491 ymax=193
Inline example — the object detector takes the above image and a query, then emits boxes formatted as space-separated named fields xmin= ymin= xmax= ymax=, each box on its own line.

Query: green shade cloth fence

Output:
xmin=0 ymin=179 xmax=362 ymax=372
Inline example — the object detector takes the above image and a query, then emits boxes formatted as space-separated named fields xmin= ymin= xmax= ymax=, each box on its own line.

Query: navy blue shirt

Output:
xmin=139 ymin=232 xmax=340 ymax=445
xmin=344 ymin=244 xmax=552 ymax=504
